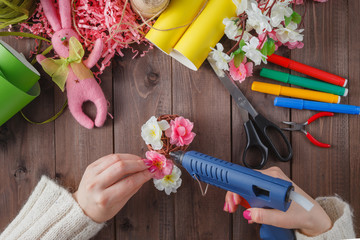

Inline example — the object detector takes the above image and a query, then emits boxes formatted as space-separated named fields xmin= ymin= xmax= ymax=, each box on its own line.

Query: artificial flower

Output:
xmin=242 ymin=37 xmax=267 ymax=65
xmin=232 ymin=0 xmax=248 ymax=15
xmin=223 ymin=17 xmax=242 ymax=41
xmin=153 ymin=165 xmax=182 ymax=195
xmin=275 ymin=22 xmax=304 ymax=44
xmin=258 ymin=30 xmax=281 ymax=50
xmin=246 ymin=2 xmax=272 ymax=34
xmin=141 ymin=116 xmax=170 ymax=150
xmin=229 ymin=58 xmax=253 ymax=82
xmin=144 ymin=151 xmax=173 ymax=179
xmin=209 ymin=43 xmax=232 ymax=70
xmin=208 ymin=43 xmax=232 ymax=76
xmin=223 ymin=18 xmax=253 ymax=42
xmin=270 ymin=2 xmax=293 ymax=27
xmin=165 ymin=117 xmax=196 ymax=146
xmin=283 ymin=41 xmax=304 ymax=49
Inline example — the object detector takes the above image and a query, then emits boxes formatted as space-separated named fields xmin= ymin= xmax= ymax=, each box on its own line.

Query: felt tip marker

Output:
xmin=251 ymin=81 xmax=340 ymax=104
xmin=260 ymin=68 xmax=348 ymax=97
xmin=274 ymin=97 xmax=360 ymax=115
xmin=267 ymin=54 xmax=347 ymax=87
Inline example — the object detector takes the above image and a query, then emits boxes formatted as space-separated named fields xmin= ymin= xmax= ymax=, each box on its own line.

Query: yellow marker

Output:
xmin=145 ymin=0 xmax=237 ymax=70
xmin=251 ymin=81 xmax=340 ymax=104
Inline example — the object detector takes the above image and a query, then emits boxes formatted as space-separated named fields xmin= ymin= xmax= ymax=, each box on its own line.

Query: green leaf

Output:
xmin=291 ymin=11 xmax=302 ymax=24
xmin=233 ymin=48 xmax=242 ymax=55
xmin=239 ymin=39 xmax=246 ymax=49
xmin=234 ymin=52 xmax=245 ymax=67
xmin=260 ymin=42 xmax=268 ymax=57
xmin=268 ymin=41 xmax=276 ymax=56
xmin=284 ymin=16 xmax=292 ymax=27
xmin=260 ymin=38 xmax=276 ymax=57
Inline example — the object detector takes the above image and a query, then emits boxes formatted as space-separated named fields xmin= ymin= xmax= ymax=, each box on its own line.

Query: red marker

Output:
xmin=267 ymin=54 xmax=347 ymax=87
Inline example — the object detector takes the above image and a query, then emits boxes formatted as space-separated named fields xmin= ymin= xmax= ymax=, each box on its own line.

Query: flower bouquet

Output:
xmin=141 ymin=114 xmax=196 ymax=195
xmin=208 ymin=0 xmax=327 ymax=82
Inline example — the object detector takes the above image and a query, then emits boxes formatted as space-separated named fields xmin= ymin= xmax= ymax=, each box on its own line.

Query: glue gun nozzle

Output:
xmin=169 ymin=151 xmax=184 ymax=164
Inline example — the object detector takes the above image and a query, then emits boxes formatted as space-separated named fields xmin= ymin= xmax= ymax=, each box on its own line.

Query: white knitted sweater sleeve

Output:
xmin=295 ymin=196 xmax=356 ymax=240
xmin=0 ymin=176 xmax=104 ymax=240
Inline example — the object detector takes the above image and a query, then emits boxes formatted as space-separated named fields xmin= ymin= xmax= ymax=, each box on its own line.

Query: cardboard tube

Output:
xmin=171 ymin=0 xmax=236 ymax=70
xmin=0 ymin=40 xmax=40 ymax=126
xmin=145 ymin=0 xmax=206 ymax=54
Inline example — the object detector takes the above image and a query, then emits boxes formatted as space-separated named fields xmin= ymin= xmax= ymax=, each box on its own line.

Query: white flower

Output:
xmin=275 ymin=22 xmax=304 ymax=44
xmin=141 ymin=116 xmax=170 ymax=150
xmin=232 ymin=0 xmax=248 ymax=15
xmin=153 ymin=165 xmax=182 ymax=195
xmin=246 ymin=3 xmax=272 ymax=34
xmin=270 ymin=2 xmax=293 ymax=27
xmin=208 ymin=43 xmax=231 ymax=76
xmin=223 ymin=17 xmax=252 ymax=42
xmin=242 ymin=37 xmax=267 ymax=65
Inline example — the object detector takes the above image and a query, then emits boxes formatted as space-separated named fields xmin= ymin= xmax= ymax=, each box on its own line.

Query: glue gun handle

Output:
xmin=260 ymin=224 xmax=294 ymax=240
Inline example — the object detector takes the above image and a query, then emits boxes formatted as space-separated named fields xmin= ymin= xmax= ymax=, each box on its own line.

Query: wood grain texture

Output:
xmin=113 ymin=48 xmax=173 ymax=240
xmin=0 ymin=38 xmax=55 ymax=230
xmin=172 ymin=60 xmax=231 ymax=240
xmin=54 ymin=65 xmax=114 ymax=239
xmin=291 ymin=0 xmax=350 ymax=204
xmin=349 ymin=0 xmax=360 ymax=235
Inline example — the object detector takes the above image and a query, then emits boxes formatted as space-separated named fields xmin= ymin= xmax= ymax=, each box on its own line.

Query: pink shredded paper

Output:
xmin=19 ymin=0 xmax=153 ymax=75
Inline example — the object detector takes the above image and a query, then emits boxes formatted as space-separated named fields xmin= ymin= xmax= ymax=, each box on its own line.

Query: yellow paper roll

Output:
xmin=145 ymin=0 xmax=206 ymax=54
xmin=171 ymin=0 xmax=236 ymax=70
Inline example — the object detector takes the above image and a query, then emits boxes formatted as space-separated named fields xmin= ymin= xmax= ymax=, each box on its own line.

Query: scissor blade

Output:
xmin=208 ymin=60 xmax=258 ymax=118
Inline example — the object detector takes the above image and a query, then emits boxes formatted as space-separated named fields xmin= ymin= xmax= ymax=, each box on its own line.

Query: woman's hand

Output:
xmin=224 ymin=166 xmax=332 ymax=237
xmin=72 ymin=154 xmax=154 ymax=223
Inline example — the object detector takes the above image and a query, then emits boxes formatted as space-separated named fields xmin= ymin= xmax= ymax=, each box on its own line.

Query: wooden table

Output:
xmin=0 ymin=1 xmax=359 ymax=239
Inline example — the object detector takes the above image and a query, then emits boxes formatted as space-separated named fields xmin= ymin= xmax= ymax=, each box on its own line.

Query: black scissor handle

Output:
xmin=243 ymin=120 xmax=269 ymax=169
xmin=253 ymin=114 xmax=293 ymax=162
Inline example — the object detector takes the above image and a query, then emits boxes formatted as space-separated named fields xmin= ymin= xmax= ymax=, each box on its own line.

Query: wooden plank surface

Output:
xmin=0 ymin=0 xmax=359 ymax=239
xmin=113 ymin=48 xmax=173 ymax=240
xmin=349 ymin=0 xmax=360 ymax=235
xmin=172 ymin=60 xmax=231 ymax=240
xmin=291 ymin=0 xmax=351 ymax=219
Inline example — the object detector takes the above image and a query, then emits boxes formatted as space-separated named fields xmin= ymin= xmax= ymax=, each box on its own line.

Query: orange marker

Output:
xmin=251 ymin=81 xmax=340 ymax=104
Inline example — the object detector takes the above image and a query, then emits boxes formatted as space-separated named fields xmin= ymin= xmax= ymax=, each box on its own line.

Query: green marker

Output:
xmin=260 ymin=68 xmax=348 ymax=97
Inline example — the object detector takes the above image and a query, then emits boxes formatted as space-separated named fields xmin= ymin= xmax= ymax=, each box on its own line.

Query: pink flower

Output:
xmin=165 ymin=117 xmax=196 ymax=146
xmin=229 ymin=58 xmax=253 ymax=82
xmin=258 ymin=31 xmax=281 ymax=51
xmin=144 ymin=151 xmax=173 ymax=179
xmin=284 ymin=41 xmax=304 ymax=49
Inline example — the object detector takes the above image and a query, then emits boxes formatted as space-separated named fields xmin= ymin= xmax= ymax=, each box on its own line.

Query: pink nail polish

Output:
xmin=243 ymin=210 xmax=251 ymax=220
xmin=228 ymin=205 xmax=233 ymax=213
xmin=149 ymin=168 xmax=156 ymax=173
xmin=233 ymin=195 xmax=238 ymax=205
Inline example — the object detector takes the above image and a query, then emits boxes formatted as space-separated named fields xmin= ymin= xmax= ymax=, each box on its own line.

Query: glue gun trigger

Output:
xmin=239 ymin=196 xmax=251 ymax=209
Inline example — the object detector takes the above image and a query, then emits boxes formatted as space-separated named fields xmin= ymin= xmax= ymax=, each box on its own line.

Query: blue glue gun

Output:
xmin=169 ymin=151 xmax=295 ymax=240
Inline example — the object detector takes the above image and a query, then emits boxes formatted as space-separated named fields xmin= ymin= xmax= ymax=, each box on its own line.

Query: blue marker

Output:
xmin=274 ymin=97 xmax=360 ymax=115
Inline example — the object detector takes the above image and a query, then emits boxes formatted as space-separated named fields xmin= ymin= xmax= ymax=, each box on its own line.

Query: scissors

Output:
xmin=208 ymin=61 xmax=293 ymax=169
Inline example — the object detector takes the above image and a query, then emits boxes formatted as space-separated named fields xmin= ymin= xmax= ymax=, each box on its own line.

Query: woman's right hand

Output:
xmin=224 ymin=167 xmax=332 ymax=237
xmin=73 ymin=154 xmax=154 ymax=223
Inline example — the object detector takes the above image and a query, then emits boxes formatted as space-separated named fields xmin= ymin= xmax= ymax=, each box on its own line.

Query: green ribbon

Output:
xmin=39 ymin=37 xmax=93 ymax=91
xmin=0 ymin=0 xmax=36 ymax=29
